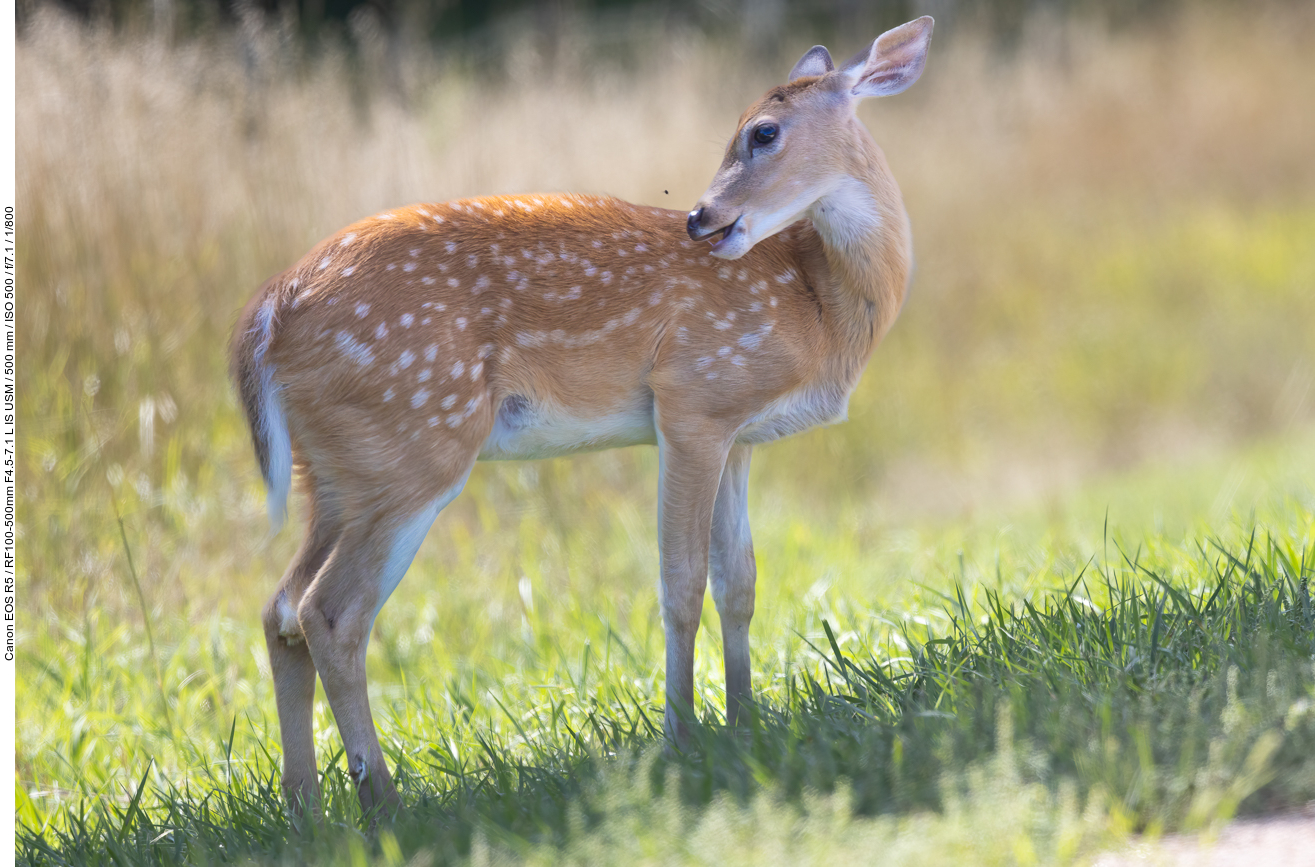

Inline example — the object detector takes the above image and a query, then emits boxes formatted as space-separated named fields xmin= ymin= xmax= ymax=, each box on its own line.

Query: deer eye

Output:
xmin=752 ymin=123 xmax=779 ymax=146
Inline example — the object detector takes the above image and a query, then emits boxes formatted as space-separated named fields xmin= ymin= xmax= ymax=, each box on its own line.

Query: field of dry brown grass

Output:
xmin=20 ymin=3 xmax=1315 ymax=619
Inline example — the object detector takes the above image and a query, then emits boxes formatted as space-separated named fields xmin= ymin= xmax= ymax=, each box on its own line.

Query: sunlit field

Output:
xmin=16 ymin=3 xmax=1315 ymax=863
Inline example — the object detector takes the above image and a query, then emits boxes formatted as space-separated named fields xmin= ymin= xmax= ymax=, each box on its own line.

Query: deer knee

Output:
xmin=296 ymin=586 xmax=372 ymax=653
xmin=712 ymin=584 xmax=755 ymax=625
xmin=710 ymin=552 xmax=756 ymax=623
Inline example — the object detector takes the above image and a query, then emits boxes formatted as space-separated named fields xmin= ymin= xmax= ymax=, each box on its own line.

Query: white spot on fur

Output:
xmin=319 ymin=257 xmax=331 ymax=270
xmin=411 ymin=389 xmax=430 ymax=408
xmin=737 ymin=322 xmax=774 ymax=349
xmin=544 ymin=285 xmax=583 ymax=302
xmin=400 ymin=313 xmax=414 ymax=327
xmin=425 ymin=344 xmax=438 ymax=362
xmin=383 ymin=386 xmax=395 ymax=402
xmin=375 ymin=322 xmax=388 ymax=340
xmin=340 ymin=233 xmax=357 ymax=246
xmin=441 ymin=394 xmax=457 ymax=410
xmin=451 ymin=360 xmax=465 ymax=378
xmin=456 ymin=317 xmax=467 ymax=330
xmin=398 ymin=349 xmax=416 ymax=369
xmin=335 ymin=331 xmax=375 ymax=366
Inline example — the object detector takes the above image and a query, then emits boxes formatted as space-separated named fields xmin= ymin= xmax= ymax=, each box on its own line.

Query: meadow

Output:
xmin=15 ymin=3 xmax=1315 ymax=863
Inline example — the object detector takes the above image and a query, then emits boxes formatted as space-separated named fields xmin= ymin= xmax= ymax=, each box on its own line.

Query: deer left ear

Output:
xmin=789 ymin=45 xmax=834 ymax=82
xmin=843 ymin=16 xmax=934 ymax=99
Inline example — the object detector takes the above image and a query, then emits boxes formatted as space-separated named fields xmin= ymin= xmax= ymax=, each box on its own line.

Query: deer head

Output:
xmin=687 ymin=16 xmax=934 ymax=260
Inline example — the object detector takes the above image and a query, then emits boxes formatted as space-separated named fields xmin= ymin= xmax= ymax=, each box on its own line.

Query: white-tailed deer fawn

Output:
xmin=233 ymin=17 xmax=933 ymax=817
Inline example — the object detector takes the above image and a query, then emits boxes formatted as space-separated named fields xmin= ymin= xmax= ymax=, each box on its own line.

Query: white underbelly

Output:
xmin=478 ymin=394 xmax=656 ymax=460
xmin=736 ymin=383 xmax=852 ymax=444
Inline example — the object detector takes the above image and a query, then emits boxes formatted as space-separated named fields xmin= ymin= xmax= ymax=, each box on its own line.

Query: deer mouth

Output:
xmin=692 ymin=216 xmax=741 ymax=251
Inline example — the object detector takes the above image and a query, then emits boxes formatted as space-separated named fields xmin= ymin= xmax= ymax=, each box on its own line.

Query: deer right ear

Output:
xmin=842 ymin=16 xmax=933 ymax=99
xmin=789 ymin=45 xmax=834 ymax=82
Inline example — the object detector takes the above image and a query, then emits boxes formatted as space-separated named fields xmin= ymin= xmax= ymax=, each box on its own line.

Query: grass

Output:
xmin=17 ymin=453 xmax=1315 ymax=863
xmin=15 ymin=2 xmax=1315 ymax=863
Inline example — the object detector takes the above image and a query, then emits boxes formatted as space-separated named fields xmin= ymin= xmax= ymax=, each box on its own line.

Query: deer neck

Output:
xmin=799 ymin=128 xmax=912 ymax=369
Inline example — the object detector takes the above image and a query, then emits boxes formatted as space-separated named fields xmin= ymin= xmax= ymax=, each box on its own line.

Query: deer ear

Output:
xmin=789 ymin=45 xmax=834 ymax=82
xmin=842 ymin=16 xmax=933 ymax=99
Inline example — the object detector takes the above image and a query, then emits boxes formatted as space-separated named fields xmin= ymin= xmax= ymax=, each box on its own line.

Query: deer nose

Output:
xmin=686 ymin=207 xmax=704 ymax=240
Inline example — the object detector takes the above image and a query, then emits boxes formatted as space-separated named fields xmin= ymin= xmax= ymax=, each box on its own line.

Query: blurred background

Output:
xmin=15 ymin=0 xmax=1315 ymax=806
xmin=19 ymin=0 xmax=1315 ymax=606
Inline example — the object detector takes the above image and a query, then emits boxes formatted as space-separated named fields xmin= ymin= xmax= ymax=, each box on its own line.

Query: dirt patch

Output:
xmin=1095 ymin=810 xmax=1315 ymax=867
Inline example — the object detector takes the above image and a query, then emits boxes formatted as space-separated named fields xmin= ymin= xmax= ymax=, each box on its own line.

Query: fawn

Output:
xmin=233 ymin=16 xmax=934 ymax=817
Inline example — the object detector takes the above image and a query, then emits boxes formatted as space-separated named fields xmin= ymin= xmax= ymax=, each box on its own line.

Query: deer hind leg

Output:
xmin=709 ymin=444 xmax=756 ymax=727
xmin=296 ymin=469 xmax=471 ymax=820
xmin=262 ymin=498 xmax=340 ymax=817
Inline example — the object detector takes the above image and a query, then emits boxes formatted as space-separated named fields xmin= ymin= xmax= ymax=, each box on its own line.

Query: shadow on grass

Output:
xmin=19 ymin=531 xmax=1315 ymax=866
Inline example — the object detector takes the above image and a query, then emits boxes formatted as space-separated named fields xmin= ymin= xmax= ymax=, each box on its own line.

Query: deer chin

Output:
xmin=708 ymin=217 xmax=753 ymax=260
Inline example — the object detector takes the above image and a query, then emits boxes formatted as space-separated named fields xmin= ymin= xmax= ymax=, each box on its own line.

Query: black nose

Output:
xmin=686 ymin=207 xmax=704 ymax=240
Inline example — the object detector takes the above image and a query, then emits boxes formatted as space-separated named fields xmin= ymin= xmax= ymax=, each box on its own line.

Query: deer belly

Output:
xmin=478 ymin=394 xmax=657 ymax=460
xmin=737 ymin=384 xmax=852 ymax=444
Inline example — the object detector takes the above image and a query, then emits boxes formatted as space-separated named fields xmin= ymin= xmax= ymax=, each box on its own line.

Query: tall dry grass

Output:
xmin=17 ymin=4 xmax=1315 ymax=624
